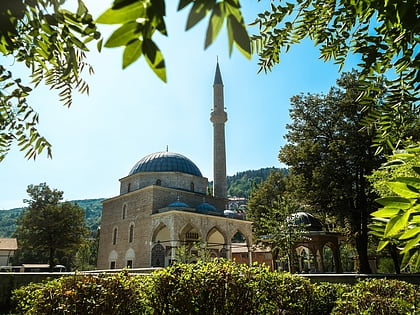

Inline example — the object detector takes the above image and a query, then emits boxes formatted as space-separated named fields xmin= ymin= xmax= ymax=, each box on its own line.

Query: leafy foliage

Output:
xmin=1 ymin=0 xmax=251 ymax=161
xmin=0 ymin=207 xmax=23 ymax=237
xmin=251 ymin=0 xmax=419 ymax=152
xmin=311 ymin=282 xmax=352 ymax=315
xmin=97 ymin=0 xmax=250 ymax=81
xmin=14 ymin=183 xmax=88 ymax=268
xmin=0 ymin=0 xmax=99 ymax=161
xmin=12 ymin=271 xmax=146 ymax=315
xmin=332 ymin=278 xmax=420 ymax=314
xmin=0 ymin=198 xmax=104 ymax=238
xmin=12 ymin=260 xmax=315 ymax=315
xmin=226 ymin=167 xmax=282 ymax=198
xmin=11 ymin=260 xmax=420 ymax=315
xmin=369 ymin=144 xmax=420 ymax=271
xmin=247 ymin=169 xmax=289 ymax=235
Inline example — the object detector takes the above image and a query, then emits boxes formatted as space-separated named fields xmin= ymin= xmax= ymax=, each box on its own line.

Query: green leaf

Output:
xmin=227 ymin=15 xmax=251 ymax=58
xmin=396 ymin=177 xmax=420 ymax=191
xmin=178 ymin=0 xmax=194 ymax=11
xmin=401 ymin=234 xmax=420 ymax=253
xmin=368 ymin=223 xmax=386 ymax=233
xmin=377 ymin=240 xmax=389 ymax=251
xmin=385 ymin=210 xmax=411 ymax=237
xmin=142 ymin=39 xmax=166 ymax=82
xmin=369 ymin=230 xmax=385 ymax=238
xmin=226 ymin=15 xmax=234 ymax=56
xmin=186 ymin=0 xmax=215 ymax=30
xmin=399 ymin=226 xmax=420 ymax=240
xmin=105 ymin=22 xmax=139 ymax=48
xmin=96 ymin=2 xmax=147 ymax=25
xmin=386 ymin=181 xmax=420 ymax=198
xmin=122 ymin=39 xmax=143 ymax=69
xmin=375 ymin=196 xmax=412 ymax=209
xmin=205 ymin=3 xmax=225 ymax=49
xmin=96 ymin=38 xmax=103 ymax=52
xmin=371 ymin=207 xmax=401 ymax=218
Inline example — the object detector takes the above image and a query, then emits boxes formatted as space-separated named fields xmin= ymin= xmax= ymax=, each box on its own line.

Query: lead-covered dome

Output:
xmin=287 ymin=212 xmax=323 ymax=231
xmin=129 ymin=152 xmax=202 ymax=177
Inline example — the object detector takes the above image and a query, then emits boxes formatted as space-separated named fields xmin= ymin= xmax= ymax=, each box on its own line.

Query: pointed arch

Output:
xmin=231 ymin=229 xmax=250 ymax=245
xmin=206 ymin=227 xmax=226 ymax=249
xmin=152 ymin=222 xmax=170 ymax=243
xmin=179 ymin=223 xmax=201 ymax=244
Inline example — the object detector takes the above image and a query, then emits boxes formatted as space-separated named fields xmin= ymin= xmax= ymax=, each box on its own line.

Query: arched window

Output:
xmin=156 ymin=179 xmax=161 ymax=186
xmin=129 ymin=224 xmax=134 ymax=243
xmin=190 ymin=182 xmax=194 ymax=192
xmin=112 ymin=227 xmax=118 ymax=245
xmin=127 ymin=183 xmax=131 ymax=193
xmin=122 ymin=204 xmax=127 ymax=220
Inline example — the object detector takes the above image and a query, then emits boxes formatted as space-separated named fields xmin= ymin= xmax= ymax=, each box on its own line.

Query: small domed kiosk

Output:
xmin=287 ymin=212 xmax=343 ymax=273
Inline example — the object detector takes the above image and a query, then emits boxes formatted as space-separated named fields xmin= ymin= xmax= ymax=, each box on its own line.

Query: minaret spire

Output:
xmin=211 ymin=60 xmax=227 ymax=199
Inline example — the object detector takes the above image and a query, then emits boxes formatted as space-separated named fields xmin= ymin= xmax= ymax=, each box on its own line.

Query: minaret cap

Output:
xmin=213 ymin=62 xmax=223 ymax=85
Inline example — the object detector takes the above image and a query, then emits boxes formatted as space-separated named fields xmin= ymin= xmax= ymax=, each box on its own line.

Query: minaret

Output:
xmin=211 ymin=61 xmax=227 ymax=199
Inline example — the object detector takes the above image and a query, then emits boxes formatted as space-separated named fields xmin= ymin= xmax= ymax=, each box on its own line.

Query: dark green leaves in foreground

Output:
xmin=369 ymin=145 xmax=420 ymax=270
xmin=0 ymin=0 xmax=99 ymax=160
xmin=97 ymin=0 xmax=251 ymax=82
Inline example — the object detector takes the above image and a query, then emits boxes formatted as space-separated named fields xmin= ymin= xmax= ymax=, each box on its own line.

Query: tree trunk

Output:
xmin=355 ymin=231 xmax=372 ymax=273
xmin=353 ymin=206 xmax=372 ymax=273
xmin=354 ymin=174 xmax=373 ymax=274
xmin=49 ymin=246 xmax=55 ymax=271
xmin=390 ymin=244 xmax=401 ymax=274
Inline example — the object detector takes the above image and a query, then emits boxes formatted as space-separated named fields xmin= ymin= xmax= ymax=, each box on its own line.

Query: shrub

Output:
xmin=147 ymin=260 xmax=254 ymax=314
xmin=12 ymin=260 xmax=315 ymax=315
xmin=332 ymin=278 xmax=420 ymax=314
xmin=12 ymin=261 xmax=419 ymax=315
xmin=310 ymin=282 xmax=351 ymax=315
xmin=147 ymin=259 xmax=314 ymax=314
xmin=12 ymin=271 xmax=147 ymax=314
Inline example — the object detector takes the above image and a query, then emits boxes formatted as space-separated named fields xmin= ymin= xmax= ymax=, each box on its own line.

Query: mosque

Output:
xmin=96 ymin=63 xmax=253 ymax=269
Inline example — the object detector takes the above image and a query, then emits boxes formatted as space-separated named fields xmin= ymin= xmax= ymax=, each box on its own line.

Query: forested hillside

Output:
xmin=0 ymin=168 xmax=284 ymax=237
xmin=0 ymin=199 xmax=105 ymax=238
xmin=227 ymin=167 xmax=283 ymax=198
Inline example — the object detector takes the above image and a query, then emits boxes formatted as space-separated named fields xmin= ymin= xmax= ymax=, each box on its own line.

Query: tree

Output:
xmin=15 ymin=183 xmax=88 ymax=269
xmin=278 ymin=72 xmax=383 ymax=273
xmin=0 ymin=0 xmax=250 ymax=161
xmin=247 ymin=169 xmax=304 ymax=271
xmin=251 ymin=0 xmax=419 ymax=152
xmin=247 ymin=169 xmax=288 ymax=235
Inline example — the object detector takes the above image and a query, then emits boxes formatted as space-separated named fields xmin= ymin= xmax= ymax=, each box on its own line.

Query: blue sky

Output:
xmin=0 ymin=1 xmax=358 ymax=209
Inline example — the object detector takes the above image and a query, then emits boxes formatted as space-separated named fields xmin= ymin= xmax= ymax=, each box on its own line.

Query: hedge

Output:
xmin=11 ymin=259 xmax=419 ymax=314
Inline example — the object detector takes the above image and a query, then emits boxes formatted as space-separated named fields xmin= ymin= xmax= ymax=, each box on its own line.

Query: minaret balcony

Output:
xmin=210 ymin=111 xmax=227 ymax=124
